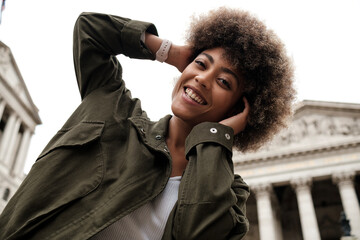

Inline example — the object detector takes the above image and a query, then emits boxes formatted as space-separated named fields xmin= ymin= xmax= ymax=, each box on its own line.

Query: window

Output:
xmin=3 ymin=188 xmax=10 ymax=201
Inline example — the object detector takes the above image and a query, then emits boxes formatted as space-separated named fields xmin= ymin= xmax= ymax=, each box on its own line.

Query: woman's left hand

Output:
xmin=220 ymin=97 xmax=250 ymax=135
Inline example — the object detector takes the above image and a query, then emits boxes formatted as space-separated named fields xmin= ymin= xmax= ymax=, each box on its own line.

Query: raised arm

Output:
xmin=73 ymin=13 xmax=158 ymax=99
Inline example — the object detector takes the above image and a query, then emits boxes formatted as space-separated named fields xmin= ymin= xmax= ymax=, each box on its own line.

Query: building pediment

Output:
xmin=0 ymin=41 xmax=41 ymax=124
xmin=235 ymin=100 xmax=360 ymax=162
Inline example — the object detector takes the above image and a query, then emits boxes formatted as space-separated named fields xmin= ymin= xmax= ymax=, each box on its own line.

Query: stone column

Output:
xmin=0 ymin=113 xmax=17 ymax=162
xmin=253 ymin=183 xmax=278 ymax=240
xmin=11 ymin=128 xmax=31 ymax=177
xmin=291 ymin=177 xmax=321 ymax=240
xmin=4 ymin=118 xmax=21 ymax=167
xmin=333 ymin=171 xmax=360 ymax=238
xmin=0 ymin=113 xmax=21 ymax=166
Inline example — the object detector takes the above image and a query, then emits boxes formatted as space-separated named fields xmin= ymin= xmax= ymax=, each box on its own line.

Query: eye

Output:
xmin=218 ymin=78 xmax=231 ymax=89
xmin=195 ymin=60 xmax=206 ymax=69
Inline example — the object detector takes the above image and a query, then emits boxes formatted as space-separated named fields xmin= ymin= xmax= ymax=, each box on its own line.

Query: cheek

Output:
xmin=171 ymin=79 xmax=181 ymax=99
xmin=214 ymin=90 xmax=235 ymax=104
xmin=171 ymin=72 xmax=190 ymax=99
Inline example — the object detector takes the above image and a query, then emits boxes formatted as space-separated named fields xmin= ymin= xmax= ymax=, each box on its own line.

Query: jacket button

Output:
xmin=155 ymin=135 xmax=162 ymax=140
xmin=225 ymin=133 xmax=231 ymax=140
xmin=210 ymin=128 xmax=217 ymax=134
xmin=140 ymin=128 xmax=145 ymax=133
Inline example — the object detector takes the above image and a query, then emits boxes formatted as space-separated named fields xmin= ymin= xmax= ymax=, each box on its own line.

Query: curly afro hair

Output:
xmin=186 ymin=7 xmax=296 ymax=152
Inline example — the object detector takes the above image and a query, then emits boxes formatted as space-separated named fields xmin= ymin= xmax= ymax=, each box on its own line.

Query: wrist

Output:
xmin=144 ymin=33 xmax=162 ymax=57
xmin=166 ymin=44 xmax=191 ymax=72
xmin=165 ymin=44 xmax=178 ymax=65
xmin=156 ymin=39 xmax=172 ymax=62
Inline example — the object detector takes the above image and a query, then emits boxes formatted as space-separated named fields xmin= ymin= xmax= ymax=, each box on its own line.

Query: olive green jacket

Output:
xmin=0 ymin=13 xmax=249 ymax=240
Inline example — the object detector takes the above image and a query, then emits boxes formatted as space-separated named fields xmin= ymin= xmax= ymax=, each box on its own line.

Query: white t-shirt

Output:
xmin=90 ymin=176 xmax=181 ymax=240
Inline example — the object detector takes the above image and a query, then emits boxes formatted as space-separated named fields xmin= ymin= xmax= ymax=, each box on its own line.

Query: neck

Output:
xmin=166 ymin=116 xmax=194 ymax=176
xmin=167 ymin=116 xmax=193 ymax=147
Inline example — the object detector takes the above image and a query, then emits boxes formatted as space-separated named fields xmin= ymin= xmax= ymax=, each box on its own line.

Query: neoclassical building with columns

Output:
xmin=236 ymin=100 xmax=360 ymax=240
xmin=0 ymin=41 xmax=41 ymax=213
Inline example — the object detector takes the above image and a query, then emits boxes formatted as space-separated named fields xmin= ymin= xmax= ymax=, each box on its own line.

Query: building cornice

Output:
xmin=234 ymin=137 xmax=360 ymax=166
xmin=294 ymin=100 xmax=360 ymax=119
xmin=0 ymin=41 xmax=41 ymax=125
xmin=0 ymin=74 xmax=42 ymax=125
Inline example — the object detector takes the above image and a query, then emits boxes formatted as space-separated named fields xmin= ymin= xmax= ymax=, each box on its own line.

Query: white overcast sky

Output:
xmin=0 ymin=0 xmax=359 ymax=173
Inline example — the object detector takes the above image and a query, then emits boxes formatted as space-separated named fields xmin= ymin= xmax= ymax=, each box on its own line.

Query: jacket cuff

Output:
xmin=185 ymin=122 xmax=234 ymax=157
xmin=121 ymin=20 xmax=158 ymax=59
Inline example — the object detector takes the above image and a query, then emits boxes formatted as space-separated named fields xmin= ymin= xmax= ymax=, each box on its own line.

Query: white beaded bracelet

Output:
xmin=156 ymin=39 xmax=172 ymax=63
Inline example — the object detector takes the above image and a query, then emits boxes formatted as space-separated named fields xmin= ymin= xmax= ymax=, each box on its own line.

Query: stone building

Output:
xmin=236 ymin=100 xmax=360 ymax=240
xmin=0 ymin=41 xmax=41 ymax=212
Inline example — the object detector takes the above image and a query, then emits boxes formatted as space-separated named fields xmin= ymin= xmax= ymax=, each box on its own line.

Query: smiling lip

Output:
xmin=184 ymin=87 xmax=207 ymax=105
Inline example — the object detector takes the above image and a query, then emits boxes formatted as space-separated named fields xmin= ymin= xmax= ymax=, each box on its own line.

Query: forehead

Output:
xmin=200 ymin=48 xmax=237 ymax=69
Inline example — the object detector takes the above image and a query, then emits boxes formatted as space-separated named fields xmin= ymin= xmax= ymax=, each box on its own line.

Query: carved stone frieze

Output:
xmin=264 ymin=115 xmax=360 ymax=150
xmin=0 ymin=47 xmax=11 ymax=64
xmin=0 ymin=47 xmax=11 ymax=75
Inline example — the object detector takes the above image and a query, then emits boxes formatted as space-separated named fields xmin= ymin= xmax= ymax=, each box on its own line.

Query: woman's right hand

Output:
xmin=166 ymin=44 xmax=193 ymax=72
xmin=144 ymin=33 xmax=192 ymax=72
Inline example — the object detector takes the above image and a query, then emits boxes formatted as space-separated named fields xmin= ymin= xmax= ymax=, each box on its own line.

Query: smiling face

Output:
xmin=171 ymin=47 xmax=244 ymax=126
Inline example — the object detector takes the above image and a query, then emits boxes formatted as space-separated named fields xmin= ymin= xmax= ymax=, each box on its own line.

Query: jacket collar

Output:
xmin=129 ymin=115 xmax=172 ymax=153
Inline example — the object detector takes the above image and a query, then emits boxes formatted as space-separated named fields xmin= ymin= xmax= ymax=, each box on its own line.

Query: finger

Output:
xmin=242 ymin=96 xmax=250 ymax=115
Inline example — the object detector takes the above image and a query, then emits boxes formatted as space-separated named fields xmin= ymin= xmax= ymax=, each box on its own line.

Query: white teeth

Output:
xmin=185 ymin=88 xmax=205 ymax=105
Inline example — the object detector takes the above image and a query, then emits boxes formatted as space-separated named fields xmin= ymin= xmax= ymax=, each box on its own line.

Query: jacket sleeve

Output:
xmin=162 ymin=122 xmax=250 ymax=240
xmin=73 ymin=12 xmax=158 ymax=99
xmin=0 ymin=13 xmax=158 ymax=240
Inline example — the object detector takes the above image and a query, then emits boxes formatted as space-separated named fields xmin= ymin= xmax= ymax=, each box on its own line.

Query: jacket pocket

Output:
xmin=37 ymin=121 xmax=105 ymax=161
xmin=3 ymin=121 xmax=105 ymax=239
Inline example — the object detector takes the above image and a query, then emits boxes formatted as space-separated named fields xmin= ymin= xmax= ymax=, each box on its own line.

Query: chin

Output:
xmin=171 ymin=106 xmax=198 ymax=125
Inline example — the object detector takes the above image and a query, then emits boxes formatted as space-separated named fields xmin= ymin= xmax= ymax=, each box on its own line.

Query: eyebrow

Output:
xmin=200 ymin=52 xmax=241 ymax=86
xmin=201 ymin=52 xmax=214 ymax=64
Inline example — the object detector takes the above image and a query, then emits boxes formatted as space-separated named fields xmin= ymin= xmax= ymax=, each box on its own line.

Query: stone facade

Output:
xmin=235 ymin=100 xmax=360 ymax=240
xmin=0 ymin=41 xmax=41 ymax=213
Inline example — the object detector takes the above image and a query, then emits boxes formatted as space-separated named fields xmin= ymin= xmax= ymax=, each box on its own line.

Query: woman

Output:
xmin=0 ymin=7 xmax=295 ymax=240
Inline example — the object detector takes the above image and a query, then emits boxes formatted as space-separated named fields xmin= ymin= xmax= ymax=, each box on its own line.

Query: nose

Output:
xmin=195 ymin=73 xmax=211 ymax=89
